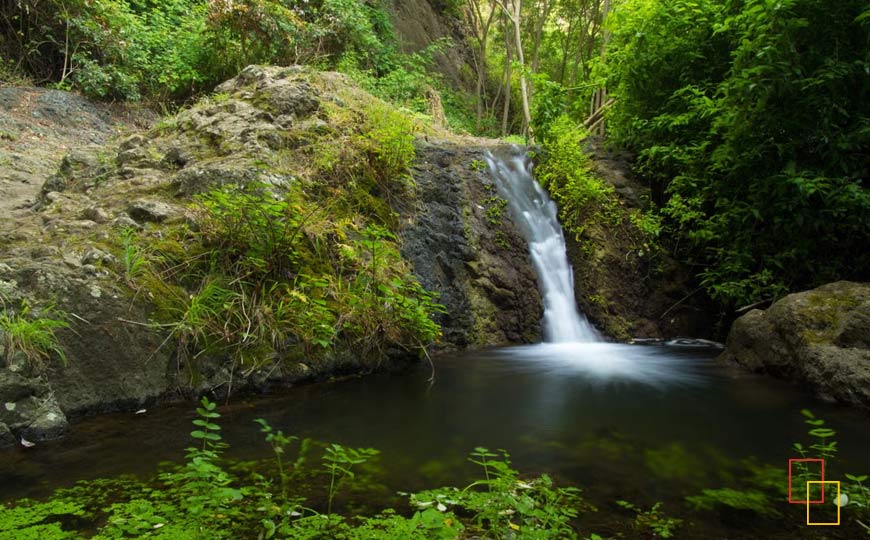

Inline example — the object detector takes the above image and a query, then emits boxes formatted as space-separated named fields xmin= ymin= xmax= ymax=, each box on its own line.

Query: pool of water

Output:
xmin=2 ymin=343 xmax=869 ymax=538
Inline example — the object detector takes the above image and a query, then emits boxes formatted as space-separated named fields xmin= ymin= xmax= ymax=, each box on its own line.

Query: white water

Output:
xmin=485 ymin=150 xmax=601 ymax=343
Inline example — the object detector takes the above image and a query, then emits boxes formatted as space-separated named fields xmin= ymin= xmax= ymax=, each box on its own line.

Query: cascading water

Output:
xmin=485 ymin=149 xmax=601 ymax=343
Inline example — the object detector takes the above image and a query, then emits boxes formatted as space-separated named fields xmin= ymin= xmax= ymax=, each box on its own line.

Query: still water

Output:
xmin=2 ymin=343 xmax=869 ymax=538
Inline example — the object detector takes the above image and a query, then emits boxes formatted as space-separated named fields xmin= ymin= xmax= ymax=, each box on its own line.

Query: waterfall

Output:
xmin=485 ymin=150 xmax=601 ymax=343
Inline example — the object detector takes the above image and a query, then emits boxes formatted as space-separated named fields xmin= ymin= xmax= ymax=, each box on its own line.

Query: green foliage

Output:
xmin=1 ymin=0 xmax=405 ymax=103
xmin=323 ymin=444 xmax=380 ymax=517
xmin=135 ymin=183 xmax=443 ymax=371
xmin=412 ymin=447 xmax=587 ymax=539
xmin=537 ymin=116 xmax=613 ymax=234
xmin=0 ymin=299 xmax=69 ymax=369
xmin=254 ymin=418 xmax=310 ymax=507
xmin=119 ymin=227 xmax=147 ymax=284
xmin=0 ymin=500 xmax=83 ymax=540
xmin=483 ymin=196 xmax=508 ymax=225
xmin=685 ymin=487 xmax=776 ymax=516
xmin=605 ymin=0 xmax=870 ymax=306
xmin=686 ymin=409 xmax=870 ymax=528
xmin=0 ymin=401 xmax=587 ymax=540
xmin=537 ymin=115 xmax=660 ymax=260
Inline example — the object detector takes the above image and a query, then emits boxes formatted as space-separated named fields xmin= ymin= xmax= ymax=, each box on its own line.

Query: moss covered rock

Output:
xmin=719 ymin=281 xmax=870 ymax=408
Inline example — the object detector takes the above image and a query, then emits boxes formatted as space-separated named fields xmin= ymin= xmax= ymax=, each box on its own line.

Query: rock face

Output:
xmin=0 ymin=361 xmax=68 ymax=444
xmin=719 ymin=281 xmax=870 ymax=408
xmin=389 ymin=0 xmax=474 ymax=94
xmin=403 ymin=143 xmax=542 ymax=348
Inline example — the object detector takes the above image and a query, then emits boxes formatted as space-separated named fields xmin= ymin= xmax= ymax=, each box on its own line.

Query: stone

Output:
xmin=0 ymin=371 xmax=43 ymax=402
xmin=18 ymin=404 xmax=68 ymax=442
xmin=118 ymin=133 xmax=146 ymax=152
xmin=57 ymin=149 xmax=99 ymax=179
xmin=116 ymin=147 xmax=146 ymax=166
xmin=720 ymin=281 xmax=870 ymax=409
xmin=83 ymin=205 xmax=110 ymax=223
xmin=111 ymin=214 xmax=143 ymax=230
xmin=41 ymin=175 xmax=67 ymax=193
xmin=164 ymin=145 xmax=192 ymax=168
xmin=81 ymin=247 xmax=116 ymax=266
xmin=128 ymin=199 xmax=175 ymax=223
xmin=0 ymin=423 xmax=14 ymax=448
xmin=6 ymin=350 xmax=33 ymax=376
xmin=66 ymin=219 xmax=99 ymax=230
xmin=173 ymin=164 xmax=256 ymax=196
xmin=402 ymin=143 xmax=543 ymax=348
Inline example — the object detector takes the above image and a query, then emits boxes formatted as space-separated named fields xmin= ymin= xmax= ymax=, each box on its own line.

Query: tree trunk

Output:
xmin=501 ymin=14 xmax=513 ymax=137
xmin=511 ymin=0 xmax=534 ymax=142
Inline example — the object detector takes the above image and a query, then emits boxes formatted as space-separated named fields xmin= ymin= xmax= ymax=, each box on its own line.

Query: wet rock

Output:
xmin=0 ymin=371 xmax=44 ymax=402
xmin=720 ymin=281 xmax=870 ymax=409
xmin=128 ymin=199 xmax=175 ymax=223
xmin=0 ymin=423 xmax=14 ymax=448
xmin=562 ymin=139 xmax=711 ymax=340
xmin=19 ymin=404 xmax=68 ymax=442
xmin=402 ymin=142 xmax=542 ymax=348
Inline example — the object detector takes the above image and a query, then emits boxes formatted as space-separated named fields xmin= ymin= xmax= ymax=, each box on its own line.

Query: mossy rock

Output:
xmin=720 ymin=281 xmax=870 ymax=409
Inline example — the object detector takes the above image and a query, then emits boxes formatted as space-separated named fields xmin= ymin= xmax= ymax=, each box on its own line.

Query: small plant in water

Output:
xmin=616 ymin=500 xmax=682 ymax=539
xmin=322 ymin=443 xmax=380 ymax=518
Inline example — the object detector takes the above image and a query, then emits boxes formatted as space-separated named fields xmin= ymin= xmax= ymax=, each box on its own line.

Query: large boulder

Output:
xmin=719 ymin=281 xmax=870 ymax=408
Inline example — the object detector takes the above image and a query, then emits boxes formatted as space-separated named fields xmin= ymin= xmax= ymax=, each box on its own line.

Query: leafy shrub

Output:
xmin=605 ymin=0 xmax=870 ymax=306
xmin=1 ymin=0 xmax=402 ymax=102
xmin=537 ymin=115 xmax=661 ymax=262
xmin=537 ymin=116 xmax=615 ymax=236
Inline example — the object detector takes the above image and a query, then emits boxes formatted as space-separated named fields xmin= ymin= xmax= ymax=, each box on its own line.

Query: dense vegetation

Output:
xmin=0 ymin=0 xmax=469 ymax=125
xmin=460 ymin=0 xmax=869 ymax=309
xmin=0 ymin=398 xmax=588 ymax=540
xmin=603 ymin=0 xmax=870 ymax=306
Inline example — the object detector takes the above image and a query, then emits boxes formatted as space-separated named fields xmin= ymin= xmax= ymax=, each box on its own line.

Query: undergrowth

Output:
xmin=0 ymin=398 xmax=592 ymax=540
